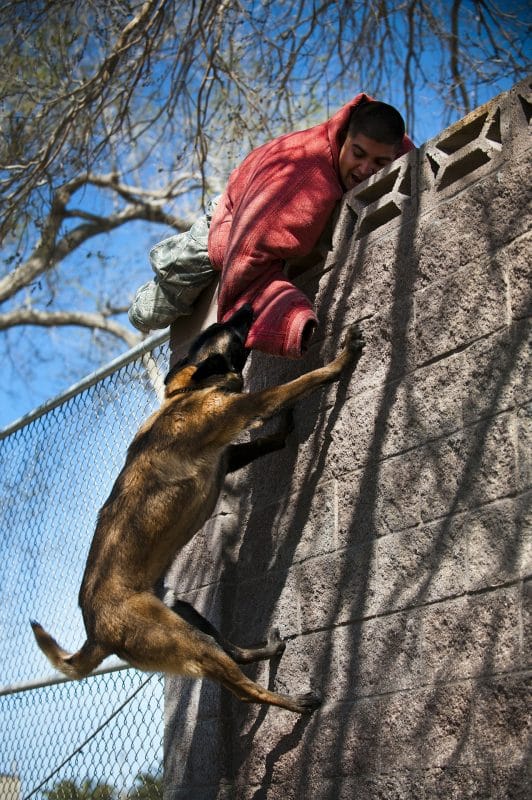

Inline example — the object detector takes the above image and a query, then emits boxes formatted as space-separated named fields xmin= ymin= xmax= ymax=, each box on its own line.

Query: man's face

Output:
xmin=338 ymin=131 xmax=399 ymax=190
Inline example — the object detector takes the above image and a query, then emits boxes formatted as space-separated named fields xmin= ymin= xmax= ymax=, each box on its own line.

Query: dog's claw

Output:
xmin=343 ymin=323 xmax=365 ymax=356
xmin=294 ymin=690 xmax=322 ymax=714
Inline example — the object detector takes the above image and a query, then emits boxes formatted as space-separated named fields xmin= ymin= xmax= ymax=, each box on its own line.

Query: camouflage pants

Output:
xmin=128 ymin=197 xmax=219 ymax=332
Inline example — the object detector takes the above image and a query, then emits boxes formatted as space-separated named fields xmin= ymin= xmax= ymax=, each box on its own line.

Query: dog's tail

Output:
xmin=30 ymin=620 xmax=108 ymax=680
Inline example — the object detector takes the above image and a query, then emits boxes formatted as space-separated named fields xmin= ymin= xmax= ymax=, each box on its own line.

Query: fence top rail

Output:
xmin=0 ymin=659 xmax=132 ymax=697
xmin=0 ymin=330 xmax=170 ymax=441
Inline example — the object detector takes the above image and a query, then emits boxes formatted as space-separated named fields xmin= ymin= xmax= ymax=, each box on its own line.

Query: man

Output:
xmin=129 ymin=94 xmax=414 ymax=357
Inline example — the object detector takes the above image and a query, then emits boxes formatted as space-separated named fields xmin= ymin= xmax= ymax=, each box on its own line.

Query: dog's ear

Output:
xmin=191 ymin=354 xmax=230 ymax=384
xmin=164 ymin=358 xmax=189 ymax=386
xmin=164 ymin=361 xmax=199 ymax=397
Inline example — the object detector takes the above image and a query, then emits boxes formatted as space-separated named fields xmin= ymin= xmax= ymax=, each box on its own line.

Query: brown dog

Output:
xmin=31 ymin=305 xmax=364 ymax=714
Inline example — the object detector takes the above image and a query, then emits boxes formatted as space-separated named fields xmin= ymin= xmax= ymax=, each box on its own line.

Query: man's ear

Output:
xmin=192 ymin=354 xmax=230 ymax=383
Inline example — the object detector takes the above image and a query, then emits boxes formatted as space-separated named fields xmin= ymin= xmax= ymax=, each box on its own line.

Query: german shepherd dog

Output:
xmin=32 ymin=305 xmax=364 ymax=714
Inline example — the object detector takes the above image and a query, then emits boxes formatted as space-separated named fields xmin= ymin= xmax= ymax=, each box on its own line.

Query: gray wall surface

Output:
xmin=164 ymin=78 xmax=531 ymax=799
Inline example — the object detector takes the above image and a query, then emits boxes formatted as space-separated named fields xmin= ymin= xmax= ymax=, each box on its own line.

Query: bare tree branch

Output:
xmin=0 ymin=172 xmax=202 ymax=305
xmin=0 ymin=307 xmax=141 ymax=348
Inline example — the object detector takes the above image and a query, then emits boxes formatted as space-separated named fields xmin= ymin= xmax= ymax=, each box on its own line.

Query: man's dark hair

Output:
xmin=348 ymin=101 xmax=405 ymax=147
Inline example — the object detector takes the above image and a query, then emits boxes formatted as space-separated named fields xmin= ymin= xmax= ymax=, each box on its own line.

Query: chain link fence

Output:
xmin=0 ymin=335 xmax=171 ymax=800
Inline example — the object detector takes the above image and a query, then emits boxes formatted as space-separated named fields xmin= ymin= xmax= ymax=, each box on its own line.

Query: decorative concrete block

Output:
xmin=419 ymin=95 xmax=506 ymax=201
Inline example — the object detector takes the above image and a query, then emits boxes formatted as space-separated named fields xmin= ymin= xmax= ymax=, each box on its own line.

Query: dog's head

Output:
xmin=164 ymin=304 xmax=254 ymax=396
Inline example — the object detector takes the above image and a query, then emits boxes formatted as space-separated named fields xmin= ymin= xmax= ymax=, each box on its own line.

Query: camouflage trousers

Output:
xmin=128 ymin=197 xmax=219 ymax=333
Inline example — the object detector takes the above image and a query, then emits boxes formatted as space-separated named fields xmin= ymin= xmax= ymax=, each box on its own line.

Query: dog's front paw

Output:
xmin=343 ymin=324 xmax=365 ymax=359
xmin=293 ymin=690 xmax=322 ymax=714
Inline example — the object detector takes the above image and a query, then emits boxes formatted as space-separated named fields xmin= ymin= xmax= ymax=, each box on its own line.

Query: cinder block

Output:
xmin=295 ymin=552 xmax=345 ymax=631
xmin=230 ymin=703 xmax=307 ymax=789
xmin=348 ymin=298 xmax=416 ymax=394
xmin=506 ymin=77 xmax=532 ymax=159
xmin=380 ymin=677 xmax=529 ymax=772
xmin=422 ymin=764 xmax=531 ymax=800
xmin=231 ymin=567 xmax=301 ymax=641
xmin=235 ymin=779 xmax=339 ymax=800
xmin=382 ymin=357 xmax=464 ymax=456
xmin=336 ymin=467 xmax=375 ymax=544
xmin=414 ymin=259 xmax=508 ymax=366
xmin=375 ymin=519 xmax=466 ymax=612
xmin=421 ymin=588 xmax=521 ymax=682
xmin=345 ymin=150 xmax=418 ymax=244
xmin=336 ymin=451 xmax=421 ymax=545
xmin=470 ymin=675 xmax=531 ymax=766
xmin=523 ymin=578 xmax=532 ymax=669
xmin=296 ymin=545 xmax=379 ymax=629
xmin=175 ymin=716 xmax=229 ymax=787
xmin=516 ymin=403 xmax=531 ymax=491
xmin=413 ymin=207 xmax=464 ymax=288
xmin=419 ymin=412 xmax=518 ymax=520
xmin=503 ymin=231 xmax=532 ymax=320
xmin=461 ymin=326 xmax=528 ymax=424
xmin=164 ymin=679 xmax=226 ymax=787
xmin=165 ymin=790 xmax=232 ymax=800
xmin=231 ymin=697 xmax=380 ymax=788
xmin=513 ymin=319 xmax=532 ymax=409
xmin=220 ymin=497 xmax=288 ymax=578
xmin=319 ymin=355 xmax=467 ymax=477
xmin=455 ymin=157 xmax=531 ymax=249
xmin=303 ymin=699 xmax=381 ymax=779
xmin=414 ymin=150 xmax=531 ymax=293
xmin=379 ymin=683 xmax=474 ymax=768
xmin=316 ymin=222 xmax=409 ymax=321
xmin=418 ymin=93 xmax=508 ymax=202
xmin=300 ymin=385 xmax=378 ymax=480
xmin=370 ymin=450 xmax=422 ymax=532
xmin=346 ymin=220 xmax=418 ymax=296
xmin=334 ymin=612 xmax=423 ymax=698
xmin=164 ymin=512 xmax=239 ymax=594
xmin=335 ymin=773 xmax=425 ymax=800
xmin=269 ymin=628 xmax=336 ymax=702
xmin=464 ymin=496 xmax=530 ymax=591
xmin=225 ymin=478 xmax=340 ymax=581
xmin=288 ymin=478 xmax=338 ymax=563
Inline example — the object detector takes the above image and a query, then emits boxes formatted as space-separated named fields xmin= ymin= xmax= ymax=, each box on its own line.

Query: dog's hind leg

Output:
xmin=122 ymin=593 xmax=319 ymax=714
xmin=168 ymin=598 xmax=286 ymax=663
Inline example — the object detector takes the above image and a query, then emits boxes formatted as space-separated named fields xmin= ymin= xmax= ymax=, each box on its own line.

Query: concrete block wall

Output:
xmin=164 ymin=78 xmax=531 ymax=799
